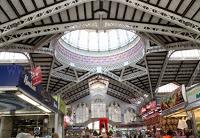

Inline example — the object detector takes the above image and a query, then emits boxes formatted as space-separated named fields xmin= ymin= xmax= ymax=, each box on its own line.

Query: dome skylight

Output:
xmin=54 ymin=28 xmax=144 ymax=71
xmin=61 ymin=29 xmax=137 ymax=52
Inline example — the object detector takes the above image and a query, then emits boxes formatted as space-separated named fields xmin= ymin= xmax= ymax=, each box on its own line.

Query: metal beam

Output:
xmin=107 ymin=88 xmax=130 ymax=101
xmin=155 ymin=51 xmax=173 ymax=89
xmin=73 ymin=68 xmax=79 ymax=81
xmin=129 ymin=64 xmax=147 ymax=72
xmin=142 ymin=33 xmax=165 ymax=47
xmin=144 ymin=40 xmax=153 ymax=98
xmin=120 ymin=67 xmax=125 ymax=80
xmin=0 ymin=0 xmax=94 ymax=37
xmin=51 ymin=70 xmax=77 ymax=82
xmin=1 ymin=20 xmax=200 ymax=47
xmin=34 ymin=34 xmax=61 ymax=49
xmin=187 ymin=61 xmax=200 ymax=87
xmin=122 ymin=71 xmax=147 ymax=81
xmin=146 ymin=41 xmax=200 ymax=53
xmin=46 ymin=58 xmax=55 ymax=91
xmin=53 ymin=65 xmax=69 ymax=71
xmin=0 ymin=43 xmax=53 ymax=55
xmin=54 ymin=71 xmax=96 ymax=94
xmin=102 ymin=71 xmax=149 ymax=99
xmin=64 ymin=89 xmax=89 ymax=100
xmin=114 ymin=0 xmax=200 ymax=34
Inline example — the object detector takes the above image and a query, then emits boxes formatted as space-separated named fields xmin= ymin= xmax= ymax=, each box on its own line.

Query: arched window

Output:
xmin=91 ymin=98 xmax=106 ymax=118
xmin=75 ymin=103 xmax=89 ymax=123
xmin=124 ymin=108 xmax=136 ymax=124
xmin=108 ymin=102 xmax=121 ymax=122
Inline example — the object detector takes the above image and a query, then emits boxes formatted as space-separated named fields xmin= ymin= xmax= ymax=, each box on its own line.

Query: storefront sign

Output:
xmin=187 ymin=85 xmax=200 ymax=103
xmin=140 ymin=100 xmax=157 ymax=115
xmin=31 ymin=66 xmax=42 ymax=86
xmin=0 ymin=65 xmax=23 ymax=86
xmin=161 ymin=86 xmax=185 ymax=111
xmin=0 ymin=65 xmax=58 ymax=112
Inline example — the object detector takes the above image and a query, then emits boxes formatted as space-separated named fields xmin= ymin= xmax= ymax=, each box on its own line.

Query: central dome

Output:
xmin=53 ymin=29 xmax=144 ymax=71
xmin=61 ymin=29 xmax=137 ymax=52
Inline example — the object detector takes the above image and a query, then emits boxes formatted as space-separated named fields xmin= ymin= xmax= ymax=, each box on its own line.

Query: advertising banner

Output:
xmin=140 ymin=100 xmax=157 ymax=115
xmin=187 ymin=85 xmax=200 ymax=103
xmin=31 ymin=66 xmax=42 ymax=86
xmin=0 ymin=65 xmax=58 ymax=112
xmin=160 ymin=86 xmax=185 ymax=111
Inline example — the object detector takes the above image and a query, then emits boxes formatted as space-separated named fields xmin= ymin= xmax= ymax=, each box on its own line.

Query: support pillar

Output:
xmin=0 ymin=116 xmax=13 ymax=138
xmin=54 ymin=113 xmax=64 ymax=138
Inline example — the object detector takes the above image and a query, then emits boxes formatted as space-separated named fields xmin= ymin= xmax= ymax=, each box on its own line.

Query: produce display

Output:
xmin=160 ymin=117 xmax=180 ymax=132
xmin=145 ymin=116 xmax=182 ymax=132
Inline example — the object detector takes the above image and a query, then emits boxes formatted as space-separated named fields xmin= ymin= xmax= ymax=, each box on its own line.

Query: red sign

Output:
xmin=99 ymin=118 xmax=108 ymax=134
xmin=148 ymin=101 xmax=157 ymax=110
xmin=140 ymin=107 xmax=146 ymax=115
xmin=31 ymin=66 xmax=42 ymax=86
xmin=140 ymin=100 xmax=157 ymax=115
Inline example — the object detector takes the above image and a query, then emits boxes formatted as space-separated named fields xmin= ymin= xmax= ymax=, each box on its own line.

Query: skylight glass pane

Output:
xmin=79 ymin=30 xmax=88 ymax=50
xmin=99 ymin=31 xmax=108 ymax=51
xmin=61 ymin=29 xmax=137 ymax=52
xmin=108 ymin=30 xmax=119 ymax=49
xmin=170 ymin=49 xmax=200 ymax=60
xmin=0 ymin=52 xmax=28 ymax=63
xmin=89 ymin=31 xmax=98 ymax=51
xmin=157 ymin=83 xmax=179 ymax=93
xmin=70 ymin=31 xmax=79 ymax=47
xmin=118 ymin=30 xmax=127 ymax=46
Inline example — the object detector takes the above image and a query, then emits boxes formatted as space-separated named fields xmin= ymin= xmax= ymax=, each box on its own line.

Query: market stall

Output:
xmin=0 ymin=65 xmax=58 ymax=137
xmin=140 ymin=100 xmax=161 ymax=137
xmin=160 ymin=85 xmax=194 ymax=137
xmin=186 ymin=84 xmax=200 ymax=137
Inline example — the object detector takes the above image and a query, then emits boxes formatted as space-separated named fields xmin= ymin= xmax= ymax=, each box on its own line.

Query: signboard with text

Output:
xmin=0 ymin=65 xmax=58 ymax=112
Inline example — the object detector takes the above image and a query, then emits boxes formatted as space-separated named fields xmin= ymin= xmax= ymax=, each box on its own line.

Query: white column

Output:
xmin=54 ymin=113 xmax=59 ymax=133
xmin=54 ymin=113 xmax=64 ymax=138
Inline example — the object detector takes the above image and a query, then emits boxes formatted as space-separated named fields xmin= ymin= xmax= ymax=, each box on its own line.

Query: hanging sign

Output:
xmin=140 ymin=100 xmax=157 ymax=115
xmin=31 ymin=66 xmax=42 ymax=86
xmin=160 ymin=86 xmax=185 ymax=111
xmin=187 ymin=85 xmax=200 ymax=103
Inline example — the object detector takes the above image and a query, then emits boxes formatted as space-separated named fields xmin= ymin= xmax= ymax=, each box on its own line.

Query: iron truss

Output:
xmin=0 ymin=0 xmax=94 ymax=37
xmin=0 ymin=43 xmax=53 ymax=55
xmin=116 ymin=0 xmax=200 ymax=34
xmin=1 ymin=20 xmax=200 ymax=47
xmin=1 ymin=41 xmax=199 ymax=57
xmin=102 ymin=71 xmax=149 ymax=101
xmin=146 ymin=41 xmax=200 ymax=53
xmin=54 ymin=71 xmax=96 ymax=95
xmin=1 ymin=0 xmax=200 ymax=37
